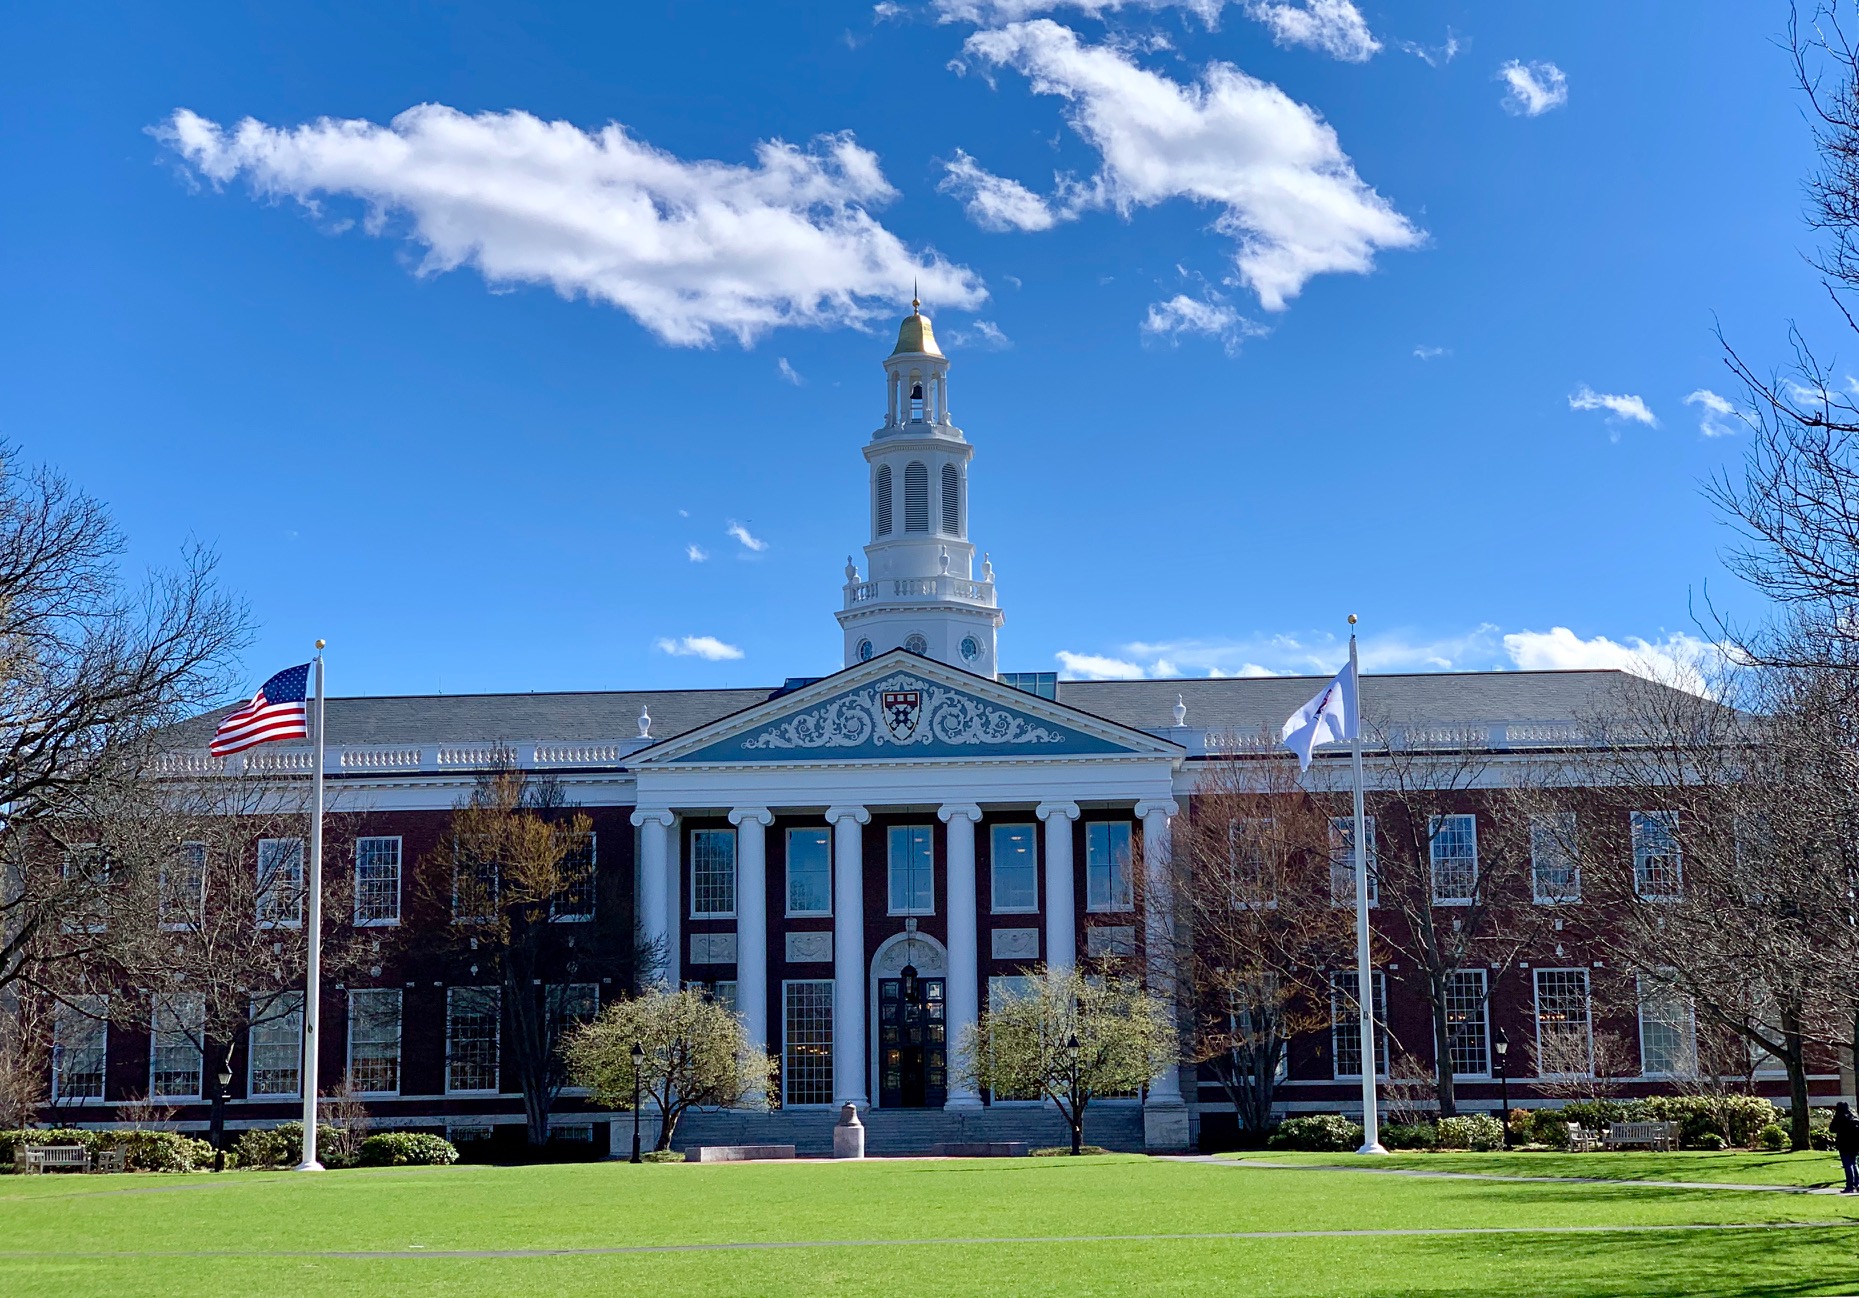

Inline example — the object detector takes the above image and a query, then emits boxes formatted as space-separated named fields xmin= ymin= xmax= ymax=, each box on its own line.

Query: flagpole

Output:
xmin=296 ymin=641 xmax=327 ymax=1172
xmin=1348 ymin=616 xmax=1386 ymax=1155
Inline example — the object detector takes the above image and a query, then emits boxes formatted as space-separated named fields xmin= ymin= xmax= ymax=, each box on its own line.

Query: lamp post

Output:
xmin=1063 ymin=1032 xmax=1082 ymax=1157
xmin=1493 ymin=1027 xmax=1510 ymax=1148
xmin=212 ymin=1058 xmax=233 ymax=1173
xmin=629 ymin=1041 xmax=645 ymax=1164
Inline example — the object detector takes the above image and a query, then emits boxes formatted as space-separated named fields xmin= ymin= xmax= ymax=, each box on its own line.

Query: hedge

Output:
xmin=357 ymin=1132 xmax=458 ymax=1167
xmin=1266 ymin=1115 xmax=1363 ymax=1152
xmin=1 ymin=1128 xmax=219 ymax=1172
xmin=1435 ymin=1114 xmax=1505 ymax=1151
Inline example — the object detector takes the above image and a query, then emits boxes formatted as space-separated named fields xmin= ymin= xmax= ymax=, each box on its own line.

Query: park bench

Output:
xmin=94 ymin=1148 xmax=127 ymax=1173
xmin=14 ymin=1144 xmax=92 ymax=1173
xmin=1603 ymin=1121 xmax=1678 ymax=1151
xmin=1566 ymin=1123 xmax=1600 ymax=1152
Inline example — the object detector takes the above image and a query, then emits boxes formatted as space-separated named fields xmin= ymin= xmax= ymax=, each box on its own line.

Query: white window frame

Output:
xmin=248 ymin=992 xmax=304 ymax=1098
xmin=1229 ymin=818 xmax=1277 ymax=911
xmin=1428 ymin=814 xmax=1478 ymax=906
xmin=1444 ymin=968 xmax=1491 ymax=1078
xmin=353 ymin=836 xmax=402 ymax=927
xmin=445 ymin=985 xmax=502 ymax=1096
xmin=887 ymin=824 xmax=936 ymax=916
xmin=160 ymin=842 xmax=207 ymax=932
xmin=1329 ymin=970 xmax=1388 ymax=1081
xmin=1533 ymin=967 xmax=1594 ymax=1078
xmin=1084 ymin=820 xmax=1135 ymax=913
xmin=1631 ymin=810 xmax=1683 ymax=901
xmin=1329 ymin=816 xmax=1379 ymax=908
xmin=550 ymin=831 xmax=597 ymax=923
xmin=256 ymin=837 xmax=305 ymax=929
xmin=1636 ymin=975 xmax=1697 ymax=1078
xmin=781 ymin=979 xmax=835 ymax=1107
xmin=451 ymin=833 xmax=498 ymax=924
xmin=149 ymin=993 xmax=205 ymax=1101
xmin=689 ymin=828 xmax=737 ymax=920
xmin=51 ymin=996 xmax=108 ymax=1102
xmin=784 ymin=828 xmax=833 ymax=918
xmin=989 ymin=823 xmax=1040 ymax=914
xmin=1530 ymin=811 xmax=1581 ymax=904
xmin=346 ymin=988 xmax=403 ymax=1097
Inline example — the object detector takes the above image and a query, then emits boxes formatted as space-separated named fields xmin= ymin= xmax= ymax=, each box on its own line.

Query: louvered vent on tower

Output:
xmin=941 ymin=463 xmax=960 ymax=536
xmin=904 ymin=461 xmax=929 ymax=533
xmin=875 ymin=464 xmax=893 ymax=537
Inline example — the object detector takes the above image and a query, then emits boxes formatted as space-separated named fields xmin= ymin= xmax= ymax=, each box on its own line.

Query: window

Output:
xmin=990 ymin=824 xmax=1038 ymax=913
xmin=904 ymin=460 xmax=929 ymax=532
xmin=904 ymin=632 xmax=928 ymax=655
xmin=1329 ymin=816 xmax=1379 ymax=907
xmin=452 ymin=835 xmax=498 ymax=923
xmin=1534 ymin=968 xmax=1593 ymax=1076
xmin=446 ymin=986 xmax=501 ymax=1094
xmin=51 ymin=996 xmax=107 ymax=1101
xmin=710 ymin=980 xmax=739 ymax=1014
xmin=999 ymin=671 xmax=1057 ymax=700
xmin=546 ymin=983 xmax=599 ymax=1044
xmin=1228 ymin=819 xmax=1276 ymax=910
xmin=690 ymin=829 xmax=736 ymax=918
xmin=786 ymin=828 xmax=832 ymax=917
xmin=1637 ymin=977 xmax=1696 ymax=1077
xmin=1632 ymin=811 xmax=1682 ymax=900
xmin=353 ymin=837 xmax=401 ymax=926
xmin=256 ymin=838 xmax=305 ymax=928
xmin=783 ymin=980 xmax=834 ymax=1106
xmin=888 ymin=825 xmax=935 ymax=914
xmin=986 ymin=976 xmax=1040 ymax=1100
xmin=248 ymin=993 xmax=303 ymax=1097
xmin=1330 ymin=971 xmax=1388 ymax=1079
xmin=1429 ymin=815 xmax=1478 ymax=904
xmin=149 ymin=994 xmax=205 ymax=1100
xmin=875 ymin=465 xmax=893 ymax=537
xmin=551 ymin=832 xmax=596 ymax=922
xmin=1444 ymin=969 xmax=1490 ymax=1077
xmin=159 ymin=842 xmax=206 ymax=931
xmin=1085 ymin=821 xmax=1134 ymax=912
xmin=941 ymin=463 xmax=961 ymax=535
xmin=1531 ymin=812 xmax=1580 ymax=903
xmin=61 ymin=845 xmax=109 ymax=933
xmin=347 ymin=988 xmax=402 ymax=1095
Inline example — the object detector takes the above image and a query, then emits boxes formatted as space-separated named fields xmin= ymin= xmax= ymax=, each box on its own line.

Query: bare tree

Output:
xmin=0 ymin=992 xmax=49 ymax=1128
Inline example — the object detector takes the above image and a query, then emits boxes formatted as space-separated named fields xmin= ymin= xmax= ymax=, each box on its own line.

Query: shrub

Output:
xmin=640 ymin=1148 xmax=689 ymax=1163
xmin=0 ymin=1128 xmax=101 ymax=1170
xmin=1266 ymin=1115 xmax=1363 ymax=1153
xmin=1506 ymin=1109 xmax=1535 ymax=1145
xmin=1557 ymin=1100 xmax=1632 ymax=1132
xmin=235 ymin=1121 xmax=363 ymax=1169
xmin=1380 ymin=1123 xmax=1438 ymax=1151
xmin=1693 ymin=1133 xmax=1726 ymax=1151
xmin=1436 ymin=1115 xmax=1505 ymax=1152
xmin=99 ymin=1130 xmax=217 ymax=1173
xmin=1529 ymin=1110 xmax=1574 ymax=1149
xmin=1757 ymin=1123 xmax=1789 ymax=1152
xmin=1640 ymin=1095 xmax=1779 ymax=1148
xmin=357 ymin=1132 xmax=458 ymax=1167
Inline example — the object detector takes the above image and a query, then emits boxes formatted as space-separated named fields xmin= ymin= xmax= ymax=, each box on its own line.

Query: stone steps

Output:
xmin=672 ymin=1104 xmax=1146 ymax=1156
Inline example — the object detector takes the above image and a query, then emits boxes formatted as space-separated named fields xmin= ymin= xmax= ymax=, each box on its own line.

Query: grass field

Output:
xmin=3 ymin=1153 xmax=1857 ymax=1297
xmin=1227 ymin=1150 xmax=1846 ymax=1189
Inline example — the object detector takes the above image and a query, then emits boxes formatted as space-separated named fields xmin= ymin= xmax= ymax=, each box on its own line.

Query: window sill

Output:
xmin=549 ymin=914 xmax=594 ymax=924
xmin=691 ymin=912 xmax=738 ymax=922
xmin=354 ymin=918 xmax=400 ymax=929
xmin=1084 ymin=905 xmax=1135 ymax=915
xmin=990 ymin=905 xmax=1040 ymax=916
xmin=785 ymin=910 xmax=833 ymax=920
xmin=887 ymin=909 xmax=935 ymax=918
xmin=1431 ymin=898 xmax=1475 ymax=907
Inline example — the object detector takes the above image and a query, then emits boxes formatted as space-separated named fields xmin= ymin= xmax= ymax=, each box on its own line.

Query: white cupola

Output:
xmin=836 ymin=300 xmax=1003 ymax=675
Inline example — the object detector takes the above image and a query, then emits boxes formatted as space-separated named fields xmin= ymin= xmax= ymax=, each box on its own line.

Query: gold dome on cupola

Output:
xmin=890 ymin=297 xmax=944 ymax=358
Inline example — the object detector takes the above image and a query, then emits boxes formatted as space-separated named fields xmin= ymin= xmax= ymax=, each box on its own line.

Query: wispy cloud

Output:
xmin=1499 ymin=60 xmax=1568 ymax=117
xmin=1242 ymin=1 xmax=1379 ymax=63
xmin=1398 ymin=32 xmax=1460 ymax=67
xmin=1502 ymin=626 xmax=1724 ymax=686
xmin=727 ymin=520 xmax=769 ymax=552
xmin=933 ymin=0 xmax=1226 ymax=25
xmin=1413 ymin=344 xmax=1448 ymax=360
xmin=948 ymin=319 xmax=1013 ymax=349
xmin=1684 ymin=388 xmax=1742 ymax=438
xmin=654 ymin=635 xmax=744 ymax=661
xmin=686 ymin=544 xmax=709 ymax=563
xmin=776 ymin=357 xmax=803 ymax=385
xmin=1569 ymin=384 xmax=1657 ymax=432
xmin=1056 ymin=650 xmax=1150 ymax=680
xmin=938 ymin=149 xmax=1066 ymax=232
xmin=1141 ymin=294 xmax=1266 ymax=355
xmin=155 ymin=105 xmax=984 ymax=347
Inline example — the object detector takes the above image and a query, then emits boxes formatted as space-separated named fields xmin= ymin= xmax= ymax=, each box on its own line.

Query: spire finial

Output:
xmin=912 ymin=278 xmax=920 ymax=313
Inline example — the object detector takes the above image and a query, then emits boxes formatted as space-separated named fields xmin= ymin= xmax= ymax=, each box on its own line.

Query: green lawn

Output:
xmin=2 ymin=1155 xmax=1856 ymax=1297
xmin=1228 ymin=1149 xmax=1844 ymax=1189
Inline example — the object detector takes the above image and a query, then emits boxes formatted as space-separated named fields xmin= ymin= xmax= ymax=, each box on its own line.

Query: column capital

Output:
xmin=728 ymin=806 xmax=775 ymax=827
xmin=1036 ymin=800 xmax=1080 ymax=823
xmin=825 ymin=805 xmax=871 ymax=826
xmin=937 ymin=803 xmax=983 ymax=824
xmin=630 ymin=808 xmax=677 ymax=828
xmin=1135 ymin=799 xmax=1180 ymax=820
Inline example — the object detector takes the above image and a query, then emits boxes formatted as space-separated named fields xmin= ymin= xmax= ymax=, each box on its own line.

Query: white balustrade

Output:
xmin=340 ymin=747 xmax=422 ymax=770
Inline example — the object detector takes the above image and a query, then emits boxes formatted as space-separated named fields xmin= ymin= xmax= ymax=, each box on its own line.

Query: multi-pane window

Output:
xmin=160 ymin=842 xmax=206 ymax=931
xmin=452 ymin=834 xmax=498 ymax=923
xmin=1429 ymin=814 xmax=1478 ymax=904
xmin=1632 ymin=811 xmax=1682 ymax=900
xmin=710 ymin=981 xmax=739 ymax=1014
xmin=783 ymin=980 xmax=834 ymax=1106
xmin=446 ymin=986 xmax=501 ymax=1094
xmin=248 ymin=993 xmax=303 ymax=1097
xmin=546 ymin=983 xmax=599 ymax=1044
xmin=551 ymin=832 xmax=596 ymax=922
xmin=1228 ymin=819 xmax=1276 ymax=910
xmin=1531 ymin=812 xmax=1580 ymax=903
xmin=990 ymin=824 xmax=1038 ymax=913
xmin=347 ymin=988 xmax=402 ymax=1095
xmin=786 ymin=828 xmax=832 ymax=917
xmin=51 ymin=996 xmax=107 ymax=1101
xmin=1534 ymin=968 xmax=1593 ymax=1076
xmin=1637 ymin=977 xmax=1696 ymax=1077
xmin=61 ymin=845 xmax=109 ymax=933
xmin=256 ymin=837 xmax=305 ymax=928
xmin=888 ymin=825 xmax=935 ymax=915
xmin=1330 ymin=970 xmax=1388 ymax=1079
xmin=1444 ymin=969 xmax=1490 ymax=1077
xmin=353 ymin=837 xmax=401 ymax=926
xmin=1329 ymin=816 xmax=1379 ymax=907
xmin=690 ymin=829 xmax=737 ymax=918
xmin=1085 ymin=820 xmax=1134 ymax=912
xmin=149 ymin=994 xmax=205 ymax=1100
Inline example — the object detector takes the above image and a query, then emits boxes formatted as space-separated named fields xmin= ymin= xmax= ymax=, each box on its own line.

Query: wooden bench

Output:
xmin=94 ymin=1149 xmax=127 ymax=1173
xmin=694 ymin=1144 xmax=796 ymax=1163
xmin=1567 ymin=1123 xmax=1600 ymax=1152
xmin=14 ymin=1144 xmax=92 ymax=1174
xmin=1603 ymin=1121 xmax=1678 ymax=1151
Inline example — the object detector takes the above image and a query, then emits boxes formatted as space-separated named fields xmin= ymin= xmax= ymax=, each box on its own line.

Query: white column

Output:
xmin=729 ymin=808 xmax=773 ymax=1062
xmin=1037 ymin=802 xmax=1080 ymax=973
xmin=631 ymin=809 xmax=675 ymax=988
xmin=827 ymin=805 xmax=870 ymax=1110
xmin=667 ymin=815 xmax=683 ymax=987
xmin=1137 ymin=799 xmax=1186 ymax=1125
xmin=939 ymin=803 xmax=983 ymax=1110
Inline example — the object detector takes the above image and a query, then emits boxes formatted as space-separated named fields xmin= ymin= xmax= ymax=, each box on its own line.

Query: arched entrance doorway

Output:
xmin=870 ymin=931 xmax=948 ymax=1109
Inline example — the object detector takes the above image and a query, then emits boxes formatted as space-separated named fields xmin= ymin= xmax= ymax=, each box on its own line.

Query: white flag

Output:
xmin=1280 ymin=660 xmax=1357 ymax=770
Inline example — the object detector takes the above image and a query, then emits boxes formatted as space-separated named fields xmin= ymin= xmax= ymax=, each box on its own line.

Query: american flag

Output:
xmin=211 ymin=663 xmax=312 ymax=756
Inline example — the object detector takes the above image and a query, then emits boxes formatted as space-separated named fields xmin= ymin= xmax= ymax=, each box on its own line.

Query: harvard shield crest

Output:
xmin=881 ymin=689 xmax=922 ymax=741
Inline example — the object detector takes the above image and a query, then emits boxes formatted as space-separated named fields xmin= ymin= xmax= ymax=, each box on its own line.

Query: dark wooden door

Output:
xmin=878 ymin=966 xmax=947 ymax=1108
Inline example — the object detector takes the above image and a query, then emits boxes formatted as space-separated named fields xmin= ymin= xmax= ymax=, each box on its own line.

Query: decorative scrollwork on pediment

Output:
xmin=742 ymin=673 xmax=1066 ymax=751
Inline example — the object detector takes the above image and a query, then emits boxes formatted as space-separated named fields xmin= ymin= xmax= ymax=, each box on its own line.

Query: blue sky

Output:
xmin=0 ymin=2 xmax=1832 ymax=697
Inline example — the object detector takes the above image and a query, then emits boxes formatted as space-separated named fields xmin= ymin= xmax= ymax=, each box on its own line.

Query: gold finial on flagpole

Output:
xmin=1347 ymin=614 xmax=1357 ymax=626
xmin=315 ymin=639 xmax=326 ymax=650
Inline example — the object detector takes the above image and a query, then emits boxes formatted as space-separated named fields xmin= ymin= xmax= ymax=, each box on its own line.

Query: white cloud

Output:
xmin=654 ymin=635 xmax=744 ymax=661
xmin=1569 ymin=384 xmax=1657 ymax=428
xmin=776 ymin=357 xmax=803 ymax=385
xmin=156 ymin=105 xmax=984 ymax=347
xmin=948 ymin=319 xmax=1014 ymax=349
xmin=1242 ymin=1 xmax=1379 ymax=63
xmin=685 ymin=544 xmax=709 ymax=562
xmin=960 ymin=22 xmax=1422 ymax=310
xmin=1499 ymin=60 xmax=1568 ymax=117
xmin=726 ymin=520 xmax=769 ymax=552
xmin=1501 ymin=627 xmax=1724 ymax=687
xmin=938 ymin=149 xmax=1067 ymax=232
xmin=1056 ymin=650 xmax=1149 ymax=679
xmin=934 ymin=0 xmax=1226 ymax=25
xmin=1141 ymin=294 xmax=1266 ymax=355
xmin=1398 ymin=33 xmax=1460 ymax=67
xmin=1685 ymin=387 xmax=1741 ymax=438
xmin=1413 ymin=344 xmax=1448 ymax=360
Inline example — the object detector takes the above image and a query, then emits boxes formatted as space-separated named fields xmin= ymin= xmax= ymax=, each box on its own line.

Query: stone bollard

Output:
xmin=832 ymin=1102 xmax=865 ymax=1160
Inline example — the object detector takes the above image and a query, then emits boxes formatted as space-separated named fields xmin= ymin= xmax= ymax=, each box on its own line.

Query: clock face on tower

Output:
xmin=960 ymin=635 xmax=981 ymax=664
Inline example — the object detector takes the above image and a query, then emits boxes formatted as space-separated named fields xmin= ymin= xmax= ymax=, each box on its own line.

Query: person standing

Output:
xmin=1830 ymin=1102 xmax=1859 ymax=1194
